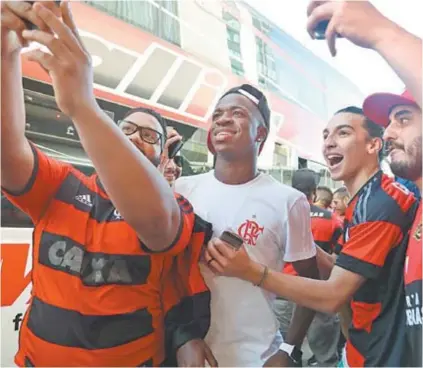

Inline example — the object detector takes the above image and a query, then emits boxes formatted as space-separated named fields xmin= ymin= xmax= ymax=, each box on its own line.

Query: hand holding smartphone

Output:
xmin=220 ymin=230 xmax=244 ymax=251
xmin=22 ymin=1 xmax=62 ymax=30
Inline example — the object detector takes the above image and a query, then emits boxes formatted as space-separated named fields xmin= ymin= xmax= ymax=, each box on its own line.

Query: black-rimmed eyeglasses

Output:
xmin=118 ymin=120 xmax=164 ymax=147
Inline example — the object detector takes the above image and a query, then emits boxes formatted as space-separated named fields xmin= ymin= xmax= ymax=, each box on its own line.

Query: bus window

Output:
xmin=1 ymin=195 xmax=33 ymax=228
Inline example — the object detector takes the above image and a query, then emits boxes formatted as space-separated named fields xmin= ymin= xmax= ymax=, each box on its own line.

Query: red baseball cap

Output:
xmin=363 ymin=90 xmax=418 ymax=127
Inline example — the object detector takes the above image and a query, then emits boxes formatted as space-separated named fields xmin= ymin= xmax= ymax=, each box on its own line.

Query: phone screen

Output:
xmin=220 ymin=231 xmax=244 ymax=250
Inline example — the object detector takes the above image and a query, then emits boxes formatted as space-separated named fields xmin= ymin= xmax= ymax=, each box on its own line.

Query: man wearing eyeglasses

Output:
xmin=1 ymin=2 xmax=215 ymax=366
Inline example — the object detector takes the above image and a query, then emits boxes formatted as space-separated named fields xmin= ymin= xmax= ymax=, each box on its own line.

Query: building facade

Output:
xmin=19 ymin=0 xmax=364 ymax=187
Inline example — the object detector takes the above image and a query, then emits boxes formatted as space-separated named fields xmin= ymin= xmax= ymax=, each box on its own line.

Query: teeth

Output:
xmin=216 ymin=132 xmax=232 ymax=137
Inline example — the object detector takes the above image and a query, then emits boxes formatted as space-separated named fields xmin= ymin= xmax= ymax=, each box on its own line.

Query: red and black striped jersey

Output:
xmin=404 ymin=201 xmax=422 ymax=367
xmin=336 ymin=171 xmax=418 ymax=367
xmin=309 ymin=204 xmax=343 ymax=254
xmin=284 ymin=204 xmax=342 ymax=275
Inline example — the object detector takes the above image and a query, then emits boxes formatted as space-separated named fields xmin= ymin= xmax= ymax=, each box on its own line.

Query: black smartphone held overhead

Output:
xmin=168 ymin=140 xmax=184 ymax=159
xmin=220 ymin=230 xmax=244 ymax=251
xmin=23 ymin=1 xmax=62 ymax=30
xmin=313 ymin=20 xmax=329 ymax=40
xmin=313 ymin=19 xmax=343 ymax=40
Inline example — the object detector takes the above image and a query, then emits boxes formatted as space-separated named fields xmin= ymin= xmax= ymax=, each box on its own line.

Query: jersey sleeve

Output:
xmin=336 ymin=221 xmax=402 ymax=279
xmin=283 ymin=195 xmax=317 ymax=262
xmin=162 ymin=215 xmax=212 ymax=362
xmin=1 ymin=144 xmax=71 ymax=223
xmin=335 ymin=186 xmax=414 ymax=279
xmin=143 ymin=194 xmax=209 ymax=256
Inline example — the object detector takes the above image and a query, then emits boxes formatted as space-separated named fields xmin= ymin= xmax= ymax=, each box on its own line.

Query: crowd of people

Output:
xmin=1 ymin=0 xmax=421 ymax=367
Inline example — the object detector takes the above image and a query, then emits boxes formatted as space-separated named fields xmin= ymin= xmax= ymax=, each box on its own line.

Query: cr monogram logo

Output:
xmin=238 ymin=219 xmax=264 ymax=246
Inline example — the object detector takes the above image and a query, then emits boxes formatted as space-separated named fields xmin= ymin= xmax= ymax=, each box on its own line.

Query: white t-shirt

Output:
xmin=175 ymin=171 xmax=316 ymax=367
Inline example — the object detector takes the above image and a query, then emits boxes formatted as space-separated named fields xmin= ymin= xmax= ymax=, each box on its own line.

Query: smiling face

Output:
xmin=384 ymin=104 xmax=422 ymax=182
xmin=210 ymin=94 xmax=266 ymax=159
xmin=322 ymin=112 xmax=382 ymax=182
xmin=119 ymin=111 xmax=164 ymax=167
xmin=163 ymin=157 xmax=182 ymax=186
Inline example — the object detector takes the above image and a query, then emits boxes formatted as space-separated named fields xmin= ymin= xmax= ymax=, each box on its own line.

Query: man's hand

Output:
xmin=1 ymin=1 xmax=60 ymax=56
xmin=264 ymin=351 xmax=299 ymax=367
xmin=176 ymin=339 xmax=218 ymax=367
xmin=158 ymin=127 xmax=183 ymax=174
xmin=204 ymin=237 xmax=256 ymax=280
xmin=21 ymin=1 xmax=97 ymax=119
xmin=306 ymin=0 xmax=396 ymax=56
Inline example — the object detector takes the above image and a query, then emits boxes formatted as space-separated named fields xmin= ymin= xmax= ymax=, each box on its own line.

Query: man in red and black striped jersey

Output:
xmin=364 ymin=90 xmax=422 ymax=367
xmin=331 ymin=187 xmax=349 ymax=223
xmin=208 ymin=106 xmax=417 ymax=367
xmin=315 ymin=186 xmax=334 ymax=211
xmin=1 ymin=4 xmax=214 ymax=366
xmin=293 ymin=171 xmax=343 ymax=255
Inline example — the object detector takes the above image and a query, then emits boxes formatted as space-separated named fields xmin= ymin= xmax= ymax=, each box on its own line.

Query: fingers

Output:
xmin=166 ymin=126 xmax=178 ymax=137
xmin=204 ymin=344 xmax=218 ymax=368
xmin=1 ymin=3 xmax=26 ymax=30
xmin=306 ymin=0 xmax=328 ymax=17
xmin=22 ymin=28 xmax=71 ymax=59
xmin=31 ymin=2 xmax=83 ymax=56
xmin=26 ymin=48 xmax=56 ymax=72
xmin=60 ymin=1 xmax=87 ymax=53
xmin=214 ymin=238 xmax=237 ymax=258
xmin=1 ymin=5 xmax=28 ymax=46
xmin=306 ymin=2 xmax=335 ymax=39
xmin=5 ymin=1 xmax=47 ymax=31
xmin=206 ymin=238 xmax=235 ymax=271
xmin=204 ymin=246 xmax=224 ymax=274
xmin=203 ymin=249 xmax=222 ymax=273
xmin=325 ymin=18 xmax=337 ymax=56
xmin=165 ymin=134 xmax=182 ymax=149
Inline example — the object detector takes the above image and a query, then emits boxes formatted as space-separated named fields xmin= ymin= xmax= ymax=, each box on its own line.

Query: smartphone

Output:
xmin=220 ymin=231 xmax=244 ymax=250
xmin=174 ymin=155 xmax=183 ymax=168
xmin=168 ymin=140 xmax=184 ymax=159
xmin=313 ymin=20 xmax=343 ymax=40
xmin=313 ymin=20 xmax=329 ymax=40
xmin=23 ymin=1 xmax=62 ymax=30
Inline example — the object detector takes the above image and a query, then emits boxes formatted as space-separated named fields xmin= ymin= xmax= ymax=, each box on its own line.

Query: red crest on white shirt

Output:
xmin=238 ymin=219 xmax=264 ymax=246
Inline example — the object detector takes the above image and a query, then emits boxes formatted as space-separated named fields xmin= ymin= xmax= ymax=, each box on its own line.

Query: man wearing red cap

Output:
xmin=175 ymin=84 xmax=319 ymax=366
xmin=363 ymin=90 xmax=422 ymax=367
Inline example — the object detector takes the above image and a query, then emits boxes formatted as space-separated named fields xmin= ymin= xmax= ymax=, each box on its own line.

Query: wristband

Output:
xmin=254 ymin=265 xmax=269 ymax=287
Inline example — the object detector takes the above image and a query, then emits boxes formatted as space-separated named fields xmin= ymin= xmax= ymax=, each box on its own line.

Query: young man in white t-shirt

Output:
xmin=175 ymin=84 xmax=319 ymax=367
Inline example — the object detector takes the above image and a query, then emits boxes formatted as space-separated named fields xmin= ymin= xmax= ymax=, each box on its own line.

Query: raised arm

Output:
xmin=1 ymin=2 xmax=49 ymax=193
xmin=307 ymin=0 xmax=422 ymax=106
xmin=1 ymin=2 xmax=71 ymax=221
xmin=375 ymin=24 xmax=422 ymax=107
xmin=21 ymin=2 xmax=183 ymax=251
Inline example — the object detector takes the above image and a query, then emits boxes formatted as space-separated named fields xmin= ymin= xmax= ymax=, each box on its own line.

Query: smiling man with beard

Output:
xmin=364 ymin=90 xmax=422 ymax=367
xmin=1 ymin=2 xmax=214 ymax=362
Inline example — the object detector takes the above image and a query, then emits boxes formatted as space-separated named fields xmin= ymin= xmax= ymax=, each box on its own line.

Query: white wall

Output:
xmin=178 ymin=0 xmax=231 ymax=70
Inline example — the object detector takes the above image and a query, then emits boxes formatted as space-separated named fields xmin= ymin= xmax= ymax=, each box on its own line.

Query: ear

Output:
xmin=343 ymin=196 xmax=349 ymax=206
xmin=256 ymin=125 xmax=268 ymax=143
xmin=368 ymin=137 xmax=383 ymax=156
